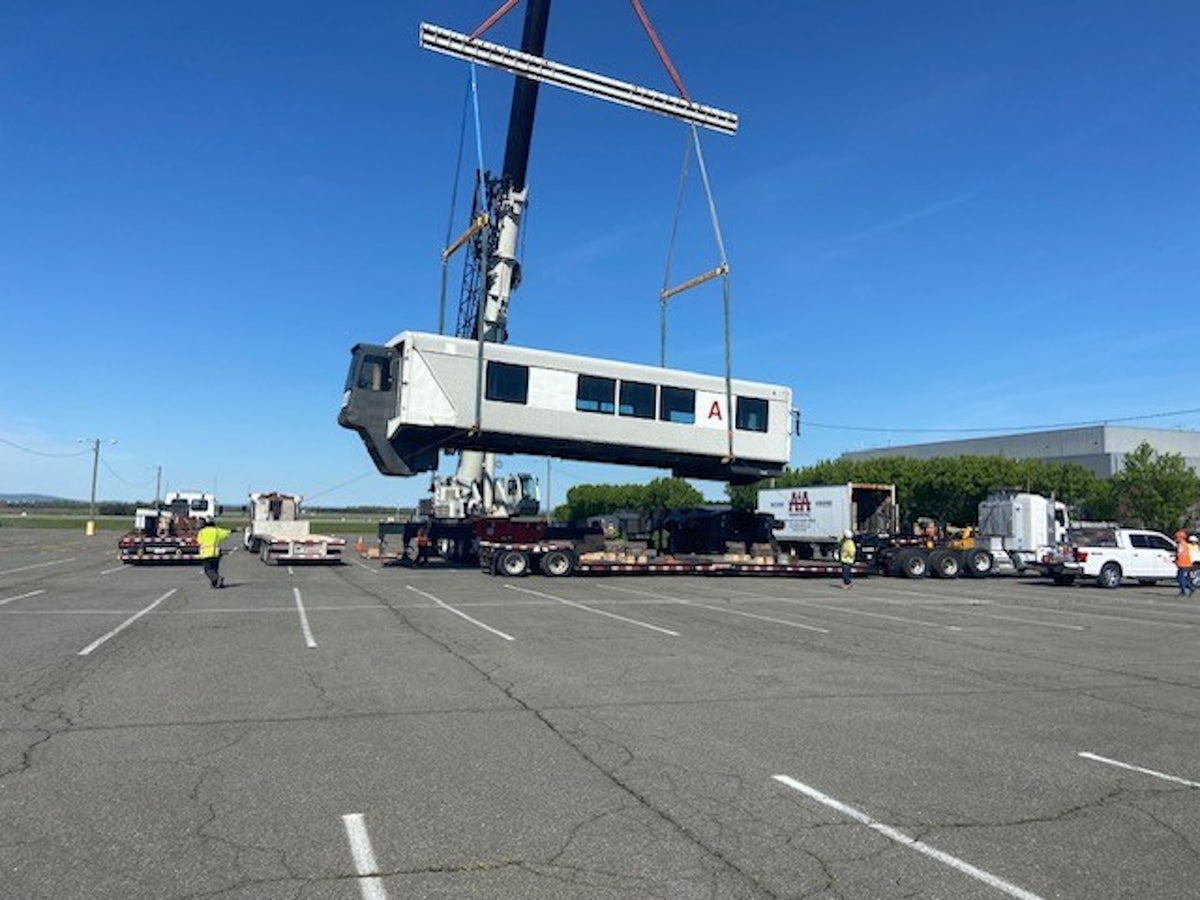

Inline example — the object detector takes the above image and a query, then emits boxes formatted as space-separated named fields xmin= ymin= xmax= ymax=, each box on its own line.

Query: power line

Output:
xmin=0 ymin=436 xmax=91 ymax=458
xmin=802 ymin=406 xmax=1200 ymax=436
xmin=99 ymin=457 xmax=156 ymax=489
xmin=303 ymin=470 xmax=379 ymax=503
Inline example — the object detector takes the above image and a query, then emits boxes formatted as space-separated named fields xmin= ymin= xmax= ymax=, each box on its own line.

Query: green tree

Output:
xmin=559 ymin=478 xmax=703 ymax=522
xmin=729 ymin=454 xmax=1106 ymax=527
xmin=1109 ymin=442 xmax=1200 ymax=532
xmin=642 ymin=477 xmax=704 ymax=511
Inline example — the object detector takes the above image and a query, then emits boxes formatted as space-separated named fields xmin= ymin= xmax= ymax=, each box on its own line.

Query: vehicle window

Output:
xmin=576 ymin=375 xmax=616 ymax=413
xmin=485 ymin=361 xmax=529 ymax=404
xmin=356 ymin=354 xmax=392 ymax=392
xmin=1129 ymin=534 xmax=1150 ymax=549
xmin=736 ymin=396 xmax=769 ymax=433
xmin=1148 ymin=535 xmax=1175 ymax=551
xmin=619 ymin=380 xmax=656 ymax=419
xmin=660 ymin=386 xmax=695 ymax=424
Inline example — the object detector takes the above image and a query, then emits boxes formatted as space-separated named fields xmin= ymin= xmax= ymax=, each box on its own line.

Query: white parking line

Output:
xmin=784 ymin=599 xmax=961 ymax=631
xmin=405 ymin=585 xmax=515 ymax=641
xmin=773 ymin=774 xmax=1044 ymax=900
xmin=293 ymin=588 xmax=317 ymax=648
xmin=352 ymin=560 xmax=380 ymax=575
xmin=505 ymin=585 xmax=680 ymax=636
xmin=1014 ymin=605 xmax=1193 ymax=629
xmin=342 ymin=813 xmax=388 ymax=900
xmin=78 ymin=589 xmax=176 ymax=655
xmin=0 ymin=589 xmax=44 ymax=607
xmin=957 ymin=610 xmax=1085 ymax=631
xmin=0 ymin=557 xmax=75 ymax=576
xmin=603 ymin=584 xmax=830 ymax=634
xmin=1078 ymin=751 xmax=1200 ymax=788
xmin=99 ymin=566 xmax=125 ymax=575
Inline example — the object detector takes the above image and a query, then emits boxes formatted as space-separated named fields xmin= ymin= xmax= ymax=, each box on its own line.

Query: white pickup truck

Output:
xmin=1033 ymin=527 xmax=1183 ymax=588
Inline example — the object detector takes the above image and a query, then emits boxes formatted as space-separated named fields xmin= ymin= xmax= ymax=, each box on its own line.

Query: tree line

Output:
xmin=558 ymin=442 xmax=1200 ymax=535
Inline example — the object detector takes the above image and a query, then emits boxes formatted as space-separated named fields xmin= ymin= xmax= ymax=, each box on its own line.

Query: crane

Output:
xmin=338 ymin=2 xmax=756 ymax=561
xmin=428 ymin=0 xmax=551 ymax=522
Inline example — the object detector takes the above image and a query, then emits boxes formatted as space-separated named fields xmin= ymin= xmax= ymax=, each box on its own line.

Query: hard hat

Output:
xmin=843 ymin=529 xmax=853 ymax=538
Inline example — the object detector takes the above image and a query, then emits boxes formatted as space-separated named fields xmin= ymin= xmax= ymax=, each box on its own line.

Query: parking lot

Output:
xmin=3 ymin=527 xmax=1200 ymax=899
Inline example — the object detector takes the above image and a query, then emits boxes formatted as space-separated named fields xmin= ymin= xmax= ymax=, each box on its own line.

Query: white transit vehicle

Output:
xmin=339 ymin=331 xmax=791 ymax=485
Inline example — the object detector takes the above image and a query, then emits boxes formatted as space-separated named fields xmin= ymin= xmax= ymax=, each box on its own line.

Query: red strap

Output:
xmin=629 ymin=0 xmax=690 ymax=100
xmin=471 ymin=0 xmax=521 ymax=39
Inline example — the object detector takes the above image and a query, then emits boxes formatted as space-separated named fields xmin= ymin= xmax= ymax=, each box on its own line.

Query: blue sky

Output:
xmin=3 ymin=1 xmax=1198 ymax=510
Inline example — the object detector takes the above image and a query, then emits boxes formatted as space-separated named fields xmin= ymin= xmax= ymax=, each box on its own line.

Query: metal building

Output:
xmin=841 ymin=425 xmax=1200 ymax=477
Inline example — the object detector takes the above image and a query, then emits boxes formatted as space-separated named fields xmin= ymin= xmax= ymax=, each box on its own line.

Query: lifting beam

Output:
xmin=419 ymin=22 xmax=738 ymax=135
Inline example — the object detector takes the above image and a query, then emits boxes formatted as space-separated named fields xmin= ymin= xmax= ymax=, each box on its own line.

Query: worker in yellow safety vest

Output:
xmin=197 ymin=518 xmax=233 ymax=589
xmin=838 ymin=529 xmax=857 ymax=589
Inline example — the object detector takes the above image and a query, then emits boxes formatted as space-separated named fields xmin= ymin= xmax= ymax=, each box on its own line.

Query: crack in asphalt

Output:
xmin=334 ymin=564 xmax=782 ymax=897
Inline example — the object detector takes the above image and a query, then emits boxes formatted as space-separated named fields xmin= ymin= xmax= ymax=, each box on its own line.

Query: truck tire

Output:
xmin=928 ymin=549 xmax=960 ymax=578
xmin=495 ymin=550 xmax=530 ymax=577
xmin=961 ymin=548 xmax=994 ymax=578
xmin=893 ymin=549 xmax=927 ymax=578
xmin=1097 ymin=561 xmax=1122 ymax=589
xmin=539 ymin=549 xmax=575 ymax=577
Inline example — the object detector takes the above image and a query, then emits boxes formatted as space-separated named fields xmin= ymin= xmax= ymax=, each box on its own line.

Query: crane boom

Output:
xmin=474 ymin=0 xmax=549 ymax=343
xmin=439 ymin=0 xmax=551 ymax=518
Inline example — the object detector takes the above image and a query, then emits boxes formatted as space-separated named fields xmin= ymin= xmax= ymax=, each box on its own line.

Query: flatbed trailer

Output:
xmin=117 ymin=491 xmax=215 ymax=565
xmin=478 ymin=539 xmax=867 ymax=579
xmin=251 ymin=533 xmax=346 ymax=565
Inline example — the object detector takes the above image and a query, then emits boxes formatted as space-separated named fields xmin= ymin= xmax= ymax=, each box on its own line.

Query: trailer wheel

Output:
xmin=961 ymin=548 xmax=994 ymax=578
xmin=1096 ymin=561 xmax=1122 ymax=589
xmin=928 ymin=549 xmax=960 ymax=578
xmin=495 ymin=550 xmax=530 ymax=577
xmin=540 ymin=549 xmax=575 ymax=577
xmin=892 ymin=549 xmax=927 ymax=578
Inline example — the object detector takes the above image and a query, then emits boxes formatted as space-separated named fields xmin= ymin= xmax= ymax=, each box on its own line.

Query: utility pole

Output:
xmin=79 ymin=438 xmax=116 ymax=536
xmin=155 ymin=466 xmax=162 ymax=506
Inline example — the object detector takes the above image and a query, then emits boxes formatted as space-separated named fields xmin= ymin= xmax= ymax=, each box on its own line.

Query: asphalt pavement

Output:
xmin=3 ymin=527 xmax=1200 ymax=899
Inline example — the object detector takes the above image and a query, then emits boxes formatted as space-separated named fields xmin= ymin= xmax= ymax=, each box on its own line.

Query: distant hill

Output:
xmin=0 ymin=494 xmax=77 ymax=505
